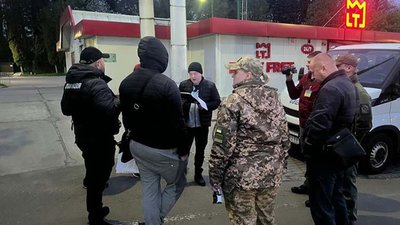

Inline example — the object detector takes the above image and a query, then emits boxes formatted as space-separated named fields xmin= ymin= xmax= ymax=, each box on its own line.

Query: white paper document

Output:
xmin=191 ymin=93 xmax=208 ymax=110
xmin=116 ymin=153 xmax=139 ymax=174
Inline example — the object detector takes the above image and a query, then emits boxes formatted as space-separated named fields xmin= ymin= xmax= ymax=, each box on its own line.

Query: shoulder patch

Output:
xmin=65 ymin=83 xmax=82 ymax=90
xmin=360 ymin=104 xmax=371 ymax=114
xmin=213 ymin=126 xmax=228 ymax=147
xmin=213 ymin=127 xmax=224 ymax=144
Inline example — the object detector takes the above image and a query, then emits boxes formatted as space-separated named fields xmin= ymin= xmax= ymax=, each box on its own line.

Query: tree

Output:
xmin=3 ymin=0 xmax=29 ymax=70
xmin=246 ymin=0 xmax=271 ymax=21
xmin=305 ymin=0 xmax=343 ymax=27
xmin=107 ymin=0 xmax=139 ymax=15
xmin=368 ymin=8 xmax=400 ymax=32
xmin=186 ymin=0 xmax=239 ymax=21
xmin=39 ymin=1 xmax=66 ymax=73
xmin=154 ymin=0 xmax=170 ymax=18
xmin=0 ymin=0 xmax=12 ymax=62
xmin=85 ymin=0 xmax=111 ymax=13
xmin=269 ymin=0 xmax=303 ymax=24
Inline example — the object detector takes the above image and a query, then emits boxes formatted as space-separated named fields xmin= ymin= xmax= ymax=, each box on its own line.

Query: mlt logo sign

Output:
xmin=346 ymin=0 xmax=367 ymax=29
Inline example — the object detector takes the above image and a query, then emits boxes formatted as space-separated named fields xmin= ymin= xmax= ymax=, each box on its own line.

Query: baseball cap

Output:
xmin=79 ymin=47 xmax=110 ymax=64
xmin=335 ymin=54 xmax=358 ymax=67
xmin=225 ymin=56 xmax=263 ymax=76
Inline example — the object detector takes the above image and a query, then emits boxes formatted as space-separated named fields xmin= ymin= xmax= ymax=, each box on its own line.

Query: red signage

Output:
xmin=254 ymin=42 xmax=295 ymax=73
xmin=301 ymin=43 xmax=314 ymax=54
xmin=345 ymin=0 xmax=367 ymax=29
xmin=255 ymin=43 xmax=271 ymax=59
xmin=263 ymin=62 xmax=295 ymax=73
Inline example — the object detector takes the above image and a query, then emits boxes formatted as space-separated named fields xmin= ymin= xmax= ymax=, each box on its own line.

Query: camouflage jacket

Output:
xmin=209 ymin=79 xmax=290 ymax=193
xmin=353 ymin=81 xmax=372 ymax=142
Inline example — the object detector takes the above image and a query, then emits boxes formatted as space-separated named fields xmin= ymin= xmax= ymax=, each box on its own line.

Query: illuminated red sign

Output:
xmin=301 ymin=43 xmax=314 ymax=54
xmin=345 ymin=0 xmax=367 ymax=29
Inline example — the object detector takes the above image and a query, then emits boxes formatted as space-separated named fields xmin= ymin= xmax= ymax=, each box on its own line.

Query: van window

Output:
xmin=329 ymin=50 xmax=400 ymax=88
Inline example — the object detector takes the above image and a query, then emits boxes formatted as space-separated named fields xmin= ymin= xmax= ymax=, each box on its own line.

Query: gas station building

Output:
xmin=58 ymin=6 xmax=400 ymax=96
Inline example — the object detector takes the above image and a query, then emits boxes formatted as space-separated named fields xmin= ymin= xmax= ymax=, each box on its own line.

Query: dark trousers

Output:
xmin=186 ymin=127 xmax=209 ymax=174
xmin=307 ymin=160 xmax=349 ymax=225
xmin=343 ymin=165 xmax=358 ymax=224
xmin=77 ymin=138 xmax=116 ymax=222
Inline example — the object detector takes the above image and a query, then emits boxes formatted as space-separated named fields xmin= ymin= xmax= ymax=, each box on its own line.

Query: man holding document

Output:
xmin=179 ymin=62 xmax=221 ymax=186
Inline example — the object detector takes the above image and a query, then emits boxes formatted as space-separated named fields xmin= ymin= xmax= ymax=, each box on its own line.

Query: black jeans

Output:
xmin=77 ymin=138 xmax=116 ymax=222
xmin=186 ymin=127 xmax=209 ymax=173
xmin=307 ymin=160 xmax=348 ymax=225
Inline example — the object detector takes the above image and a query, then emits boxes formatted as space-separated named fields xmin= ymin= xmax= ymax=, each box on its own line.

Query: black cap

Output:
xmin=79 ymin=47 xmax=110 ymax=64
xmin=188 ymin=62 xmax=203 ymax=74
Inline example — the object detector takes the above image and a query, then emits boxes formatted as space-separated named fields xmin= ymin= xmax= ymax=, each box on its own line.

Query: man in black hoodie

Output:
xmin=119 ymin=36 xmax=188 ymax=225
xmin=61 ymin=47 xmax=120 ymax=225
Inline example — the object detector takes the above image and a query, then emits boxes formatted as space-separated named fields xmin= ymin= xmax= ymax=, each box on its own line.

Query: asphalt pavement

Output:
xmin=1 ymin=76 xmax=400 ymax=225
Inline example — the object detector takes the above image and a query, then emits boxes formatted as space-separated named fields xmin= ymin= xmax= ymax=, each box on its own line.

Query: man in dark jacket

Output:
xmin=119 ymin=36 xmax=188 ymax=225
xmin=303 ymin=53 xmax=357 ymax=225
xmin=179 ymin=62 xmax=221 ymax=186
xmin=286 ymin=51 xmax=321 ymax=198
xmin=61 ymin=47 xmax=120 ymax=225
xmin=336 ymin=54 xmax=372 ymax=225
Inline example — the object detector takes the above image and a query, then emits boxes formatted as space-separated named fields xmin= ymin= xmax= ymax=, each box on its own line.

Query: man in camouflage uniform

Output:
xmin=336 ymin=54 xmax=372 ymax=225
xmin=209 ymin=56 xmax=290 ymax=225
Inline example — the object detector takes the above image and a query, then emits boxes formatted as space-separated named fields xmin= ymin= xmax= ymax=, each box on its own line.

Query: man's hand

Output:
xmin=179 ymin=154 xmax=189 ymax=161
xmin=285 ymin=73 xmax=293 ymax=81
xmin=211 ymin=184 xmax=221 ymax=192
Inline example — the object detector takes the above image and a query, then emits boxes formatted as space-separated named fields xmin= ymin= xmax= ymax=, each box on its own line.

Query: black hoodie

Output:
xmin=61 ymin=64 xmax=120 ymax=142
xmin=119 ymin=36 xmax=188 ymax=155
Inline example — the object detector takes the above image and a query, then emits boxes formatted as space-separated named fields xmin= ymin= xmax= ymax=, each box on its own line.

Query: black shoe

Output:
xmin=291 ymin=184 xmax=308 ymax=195
xmin=305 ymin=199 xmax=310 ymax=207
xmin=194 ymin=174 xmax=206 ymax=186
xmin=100 ymin=206 xmax=110 ymax=218
xmin=138 ymin=223 xmax=145 ymax=225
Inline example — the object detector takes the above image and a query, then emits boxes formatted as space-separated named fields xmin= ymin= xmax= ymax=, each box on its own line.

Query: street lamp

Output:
xmin=199 ymin=0 xmax=213 ymax=18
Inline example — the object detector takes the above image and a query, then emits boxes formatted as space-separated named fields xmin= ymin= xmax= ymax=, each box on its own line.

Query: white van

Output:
xmin=280 ymin=43 xmax=400 ymax=174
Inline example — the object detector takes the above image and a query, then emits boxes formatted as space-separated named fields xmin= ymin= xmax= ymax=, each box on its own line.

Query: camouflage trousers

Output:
xmin=224 ymin=186 xmax=278 ymax=225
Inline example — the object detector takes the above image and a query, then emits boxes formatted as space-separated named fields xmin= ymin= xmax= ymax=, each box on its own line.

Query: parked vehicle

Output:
xmin=280 ymin=43 xmax=400 ymax=174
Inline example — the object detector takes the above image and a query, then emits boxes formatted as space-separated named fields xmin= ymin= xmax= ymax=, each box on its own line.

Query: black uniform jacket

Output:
xmin=61 ymin=64 xmax=120 ymax=143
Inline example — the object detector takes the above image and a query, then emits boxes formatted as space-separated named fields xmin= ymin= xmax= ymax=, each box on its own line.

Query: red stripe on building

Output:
xmin=60 ymin=5 xmax=74 ymax=27
xmin=74 ymin=20 xmax=171 ymax=40
xmin=63 ymin=8 xmax=400 ymax=43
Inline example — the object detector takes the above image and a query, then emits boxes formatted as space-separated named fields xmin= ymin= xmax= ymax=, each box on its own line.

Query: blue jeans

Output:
xmin=307 ymin=160 xmax=348 ymax=225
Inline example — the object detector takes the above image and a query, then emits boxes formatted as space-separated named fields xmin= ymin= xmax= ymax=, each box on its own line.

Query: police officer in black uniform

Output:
xmin=61 ymin=47 xmax=120 ymax=225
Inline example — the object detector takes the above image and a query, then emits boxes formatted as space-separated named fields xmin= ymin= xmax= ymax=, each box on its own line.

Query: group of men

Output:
xmin=61 ymin=36 xmax=221 ymax=225
xmin=61 ymin=35 xmax=371 ymax=225
xmin=288 ymin=52 xmax=372 ymax=225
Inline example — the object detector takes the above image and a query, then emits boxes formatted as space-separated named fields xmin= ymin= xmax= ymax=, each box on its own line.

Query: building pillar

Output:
xmin=170 ymin=0 xmax=187 ymax=82
xmin=139 ymin=0 xmax=155 ymax=37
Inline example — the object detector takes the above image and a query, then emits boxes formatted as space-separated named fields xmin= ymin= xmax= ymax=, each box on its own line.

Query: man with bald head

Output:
xmin=303 ymin=53 xmax=357 ymax=225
